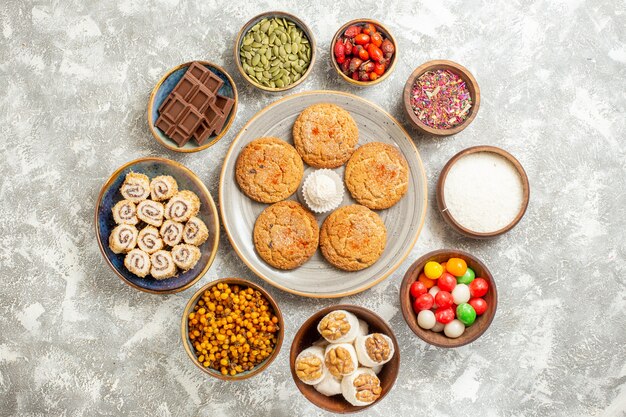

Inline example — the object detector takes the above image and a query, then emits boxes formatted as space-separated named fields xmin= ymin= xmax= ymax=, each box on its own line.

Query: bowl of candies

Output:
xmin=330 ymin=19 xmax=397 ymax=86
xmin=399 ymin=249 xmax=497 ymax=347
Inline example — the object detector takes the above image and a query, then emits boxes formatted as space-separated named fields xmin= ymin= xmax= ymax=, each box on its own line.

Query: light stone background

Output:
xmin=1 ymin=0 xmax=625 ymax=415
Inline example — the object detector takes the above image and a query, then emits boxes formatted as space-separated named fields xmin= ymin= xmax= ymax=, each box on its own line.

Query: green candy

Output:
xmin=456 ymin=267 xmax=475 ymax=285
xmin=456 ymin=303 xmax=476 ymax=326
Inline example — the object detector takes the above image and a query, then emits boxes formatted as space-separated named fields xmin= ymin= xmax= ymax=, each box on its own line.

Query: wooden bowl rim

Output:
xmin=181 ymin=277 xmax=285 ymax=381
xmin=233 ymin=11 xmax=317 ymax=93
xmin=402 ymin=59 xmax=480 ymax=136
xmin=436 ymin=145 xmax=530 ymax=238
xmin=289 ymin=304 xmax=400 ymax=413
xmin=94 ymin=156 xmax=220 ymax=294
xmin=330 ymin=18 xmax=398 ymax=87
xmin=399 ymin=249 xmax=498 ymax=348
xmin=147 ymin=61 xmax=239 ymax=153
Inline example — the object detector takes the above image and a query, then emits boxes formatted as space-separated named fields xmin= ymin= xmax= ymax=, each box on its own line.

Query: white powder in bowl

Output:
xmin=443 ymin=151 xmax=524 ymax=233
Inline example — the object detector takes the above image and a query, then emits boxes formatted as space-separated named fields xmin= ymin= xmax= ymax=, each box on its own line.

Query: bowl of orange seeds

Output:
xmin=181 ymin=277 xmax=284 ymax=380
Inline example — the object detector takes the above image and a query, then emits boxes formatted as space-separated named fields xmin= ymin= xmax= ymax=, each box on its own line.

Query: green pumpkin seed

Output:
xmin=270 ymin=80 xmax=276 ymax=88
xmin=243 ymin=37 xmax=253 ymax=46
xmin=280 ymin=33 xmax=287 ymax=44
xmin=275 ymin=79 xmax=284 ymax=88
xmin=282 ymin=74 xmax=290 ymax=85
xmin=288 ymin=54 xmax=297 ymax=61
xmin=293 ymin=73 xmax=301 ymax=82
xmin=291 ymin=43 xmax=299 ymax=54
xmin=261 ymin=55 xmax=268 ymax=66
xmin=292 ymin=64 xmax=302 ymax=73
xmin=260 ymin=21 xmax=270 ymax=33
xmin=251 ymin=41 xmax=262 ymax=48
xmin=246 ymin=66 xmax=255 ymax=76
xmin=285 ymin=43 xmax=292 ymax=54
xmin=251 ymin=54 xmax=261 ymax=66
xmin=279 ymin=45 xmax=286 ymax=57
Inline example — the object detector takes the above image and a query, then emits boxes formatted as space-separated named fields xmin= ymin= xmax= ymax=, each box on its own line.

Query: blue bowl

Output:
xmin=148 ymin=61 xmax=238 ymax=153
xmin=95 ymin=157 xmax=220 ymax=293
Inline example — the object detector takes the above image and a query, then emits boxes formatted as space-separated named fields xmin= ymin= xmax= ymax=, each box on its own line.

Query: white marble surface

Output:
xmin=1 ymin=0 xmax=625 ymax=416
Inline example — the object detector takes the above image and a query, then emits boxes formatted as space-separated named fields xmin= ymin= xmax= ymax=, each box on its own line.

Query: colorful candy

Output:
xmin=424 ymin=261 xmax=443 ymax=279
xmin=409 ymin=257 xmax=490 ymax=339
xmin=437 ymin=272 xmax=456 ymax=292
xmin=469 ymin=278 xmax=489 ymax=298
xmin=444 ymin=319 xmax=465 ymax=338
xmin=451 ymin=283 xmax=470 ymax=304
xmin=456 ymin=303 xmax=476 ymax=326
xmin=456 ymin=267 xmax=475 ymax=285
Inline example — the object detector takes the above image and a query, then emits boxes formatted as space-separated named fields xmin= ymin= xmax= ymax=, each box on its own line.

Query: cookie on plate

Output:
xmin=320 ymin=204 xmax=387 ymax=271
xmin=344 ymin=142 xmax=409 ymax=210
xmin=236 ymin=137 xmax=304 ymax=203
xmin=292 ymin=103 xmax=359 ymax=168
xmin=253 ymin=200 xmax=319 ymax=270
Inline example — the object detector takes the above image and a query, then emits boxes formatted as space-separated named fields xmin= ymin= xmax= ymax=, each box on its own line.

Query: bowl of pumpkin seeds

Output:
xmin=235 ymin=11 xmax=316 ymax=92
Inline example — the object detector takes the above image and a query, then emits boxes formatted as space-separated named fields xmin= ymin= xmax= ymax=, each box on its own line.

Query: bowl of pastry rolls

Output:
xmin=95 ymin=157 xmax=220 ymax=293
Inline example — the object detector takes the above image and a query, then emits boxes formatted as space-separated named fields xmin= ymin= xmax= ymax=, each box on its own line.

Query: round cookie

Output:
xmin=344 ymin=142 xmax=409 ymax=210
xmin=253 ymin=200 xmax=319 ymax=270
xmin=236 ymin=137 xmax=304 ymax=203
xmin=320 ymin=205 xmax=387 ymax=271
xmin=293 ymin=103 xmax=359 ymax=168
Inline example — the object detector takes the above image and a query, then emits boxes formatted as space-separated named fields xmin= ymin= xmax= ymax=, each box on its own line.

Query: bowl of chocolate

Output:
xmin=148 ymin=61 xmax=238 ymax=153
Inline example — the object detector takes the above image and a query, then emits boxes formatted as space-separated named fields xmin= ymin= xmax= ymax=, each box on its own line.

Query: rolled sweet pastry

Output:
xmin=160 ymin=220 xmax=184 ymax=247
xmin=124 ymin=249 xmax=151 ymax=277
xmin=164 ymin=191 xmax=200 ymax=222
xmin=137 ymin=226 xmax=164 ymax=254
xmin=171 ymin=244 xmax=201 ymax=271
xmin=120 ymin=172 xmax=150 ymax=203
xmin=137 ymin=200 xmax=165 ymax=227
xmin=109 ymin=224 xmax=138 ymax=254
xmin=150 ymin=175 xmax=178 ymax=201
xmin=183 ymin=216 xmax=209 ymax=246
xmin=112 ymin=199 xmax=138 ymax=225
xmin=150 ymin=250 xmax=177 ymax=280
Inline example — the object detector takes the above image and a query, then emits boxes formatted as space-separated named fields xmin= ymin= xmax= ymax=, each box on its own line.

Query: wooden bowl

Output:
xmin=330 ymin=19 xmax=398 ymax=87
xmin=234 ymin=11 xmax=316 ymax=93
xmin=95 ymin=157 xmax=220 ymax=294
xmin=399 ymin=250 xmax=497 ymax=348
xmin=437 ymin=146 xmax=530 ymax=238
xmin=181 ymin=277 xmax=284 ymax=380
xmin=403 ymin=60 xmax=480 ymax=136
xmin=289 ymin=305 xmax=400 ymax=413
xmin=148 ymin=61 xmax=238 ymax=153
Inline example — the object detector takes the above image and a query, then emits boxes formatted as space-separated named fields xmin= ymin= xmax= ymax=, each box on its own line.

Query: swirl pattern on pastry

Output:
xmin=137 ymin=200 xmax=165 ymax=227
xmin=108 ymin=224 xmax=138 ymax=254
xmin=160 ymin=220 xmax=184 ymax=247
xmin=112 ymin=200 xmax=139 ymax=225
xmin=137 ymin=226 xmax=164 ymax=254
xmin=124 ymin=249 xmax=151 ymax=277
xmin=120 ymin=172 xmax=150 ymax=203
xmin=165 ymin=191 xmax=200 ymax=222
xmin=183 ymin=216 xmax=209 ymax=246
xmin=150 ymin=175 xmax=179 ymax=201
xmin=150 ymin=250 xmax=177 ymax=280
xmin=171 ymin=244 xmax=201 ymax=271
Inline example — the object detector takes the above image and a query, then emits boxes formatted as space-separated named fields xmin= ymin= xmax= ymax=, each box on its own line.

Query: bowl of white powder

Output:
xmin=437 ymin=146 xmax=529 ymax=238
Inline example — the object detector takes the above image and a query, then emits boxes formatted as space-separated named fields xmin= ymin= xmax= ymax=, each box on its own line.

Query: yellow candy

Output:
xmin=424 ymin=261 xmax=444 ymax=279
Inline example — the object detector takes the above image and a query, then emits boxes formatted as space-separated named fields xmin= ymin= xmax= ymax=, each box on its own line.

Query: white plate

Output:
xmin=219 ymin=91 xmax=427 ymax=298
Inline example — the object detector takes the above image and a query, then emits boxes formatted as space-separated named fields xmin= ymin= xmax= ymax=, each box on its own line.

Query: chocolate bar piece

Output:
xmin=155 ymin=61 xmax=234 ymax=148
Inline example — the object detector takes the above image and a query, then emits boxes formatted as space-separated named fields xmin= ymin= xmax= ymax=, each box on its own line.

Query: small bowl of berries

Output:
xmin=331 ymin=19 xmax=397 ymax=86
xmin=399 ymin=249 xmax=497 ymax=348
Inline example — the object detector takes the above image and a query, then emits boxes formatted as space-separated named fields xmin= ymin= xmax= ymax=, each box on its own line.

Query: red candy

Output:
xmin=435 ymin=290 xmax=453 ymax=309
xmin=435 ymin=307 xmax=455 ymax=324
xmin=437 ymin=272 xmax=457 ymax=292
xmin=410 ymin=281 xmax=427 ymax=298
xmin=469 ymin=297 xmax=488 ymax=315
xmin=413 ymin=293 xmax=434 ymax=312
xmin=469 ymin=278 xmax=489 ymax=298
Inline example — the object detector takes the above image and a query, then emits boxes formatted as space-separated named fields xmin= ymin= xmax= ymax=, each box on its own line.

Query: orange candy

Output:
xmin=446 ymin=258 xmax=468 ymax=277
xmin=417 ymin=273 xmax=436 ymax=289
